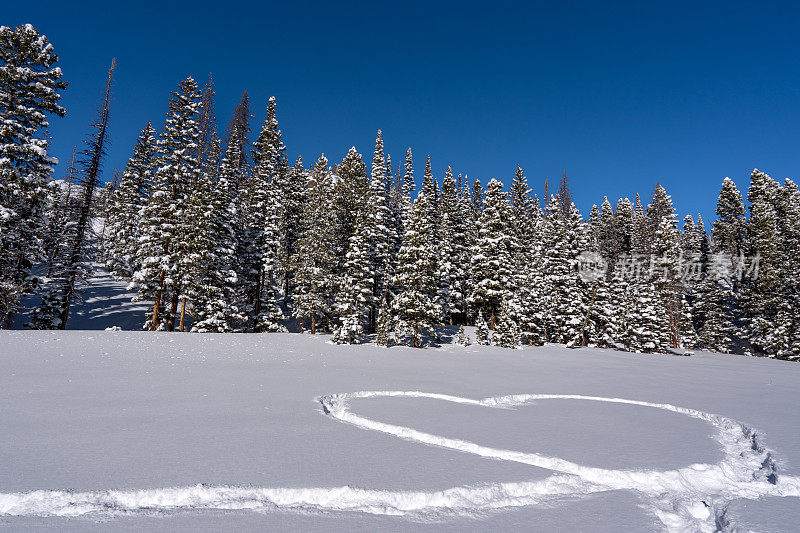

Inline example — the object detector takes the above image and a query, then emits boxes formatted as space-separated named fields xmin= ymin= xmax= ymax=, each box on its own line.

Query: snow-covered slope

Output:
xmin=1 ymin=333 xmax=799 ymax=531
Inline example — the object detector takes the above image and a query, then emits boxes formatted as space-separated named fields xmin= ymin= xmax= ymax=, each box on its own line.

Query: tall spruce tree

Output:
xmin=438 ymin=166 xmax=471 ymax=324
xmin=469 ymin=178 xmax=516 ymax=329
xmin=293 ymin=155 xmax=336 ymax=334
xmin=741 ymin=170 xmax=784 ymax=355
xmin=242 ymin=96 xmax=286 ymax=332
xmin=186 ymin=128 xmax=245 ymax=332
xmin=540 ymin=194 xmax=587 ymax=345
xmin=129 ymin=77 xmax=201 ymax=331
xmin=0 ymin=24 xmax=66 ymax=328
xmin=105 ymin=122 xmax=157 ymax=278
xmin=393 ymin=190 xmax=442 ymax=347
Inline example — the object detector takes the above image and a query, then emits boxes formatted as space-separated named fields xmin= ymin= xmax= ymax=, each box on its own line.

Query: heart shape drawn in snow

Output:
xmin=2 ymin=391 xmax=800 ymax=533
xmin=318 ymin=391 xmax=800 ymax=531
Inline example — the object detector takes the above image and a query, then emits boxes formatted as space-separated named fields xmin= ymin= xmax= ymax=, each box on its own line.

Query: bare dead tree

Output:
xmin=56 ymin=58 xmax=115 ymax=329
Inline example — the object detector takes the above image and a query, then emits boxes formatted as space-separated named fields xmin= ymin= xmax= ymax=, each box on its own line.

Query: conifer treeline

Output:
xmin=98 ymin=76 xmax=799 ymax=358
xmin=1 ymin=25 xmax=797 ymax=358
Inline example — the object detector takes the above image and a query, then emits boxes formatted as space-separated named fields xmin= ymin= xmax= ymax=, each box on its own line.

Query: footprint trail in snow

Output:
xmin=2 ymin=391 xmax=799 ymax=532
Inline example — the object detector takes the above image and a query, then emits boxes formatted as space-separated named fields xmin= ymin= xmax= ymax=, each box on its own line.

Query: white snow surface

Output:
xmin=1 ymin=332 xmax=800 ymax=531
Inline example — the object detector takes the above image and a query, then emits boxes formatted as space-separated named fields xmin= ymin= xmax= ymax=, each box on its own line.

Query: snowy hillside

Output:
xmin=14 ymin=263 xmax=151 ymax=331
xmin=1 ymin=332 xmax=799 ymax=531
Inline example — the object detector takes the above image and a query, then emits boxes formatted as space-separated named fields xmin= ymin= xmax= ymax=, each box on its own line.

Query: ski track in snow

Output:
xmin=2 ymin=391 xmax=799 ymax=532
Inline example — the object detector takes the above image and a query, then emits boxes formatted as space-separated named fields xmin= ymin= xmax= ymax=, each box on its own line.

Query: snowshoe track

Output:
xmin=1 ymin=390 xmax=799 ymax=532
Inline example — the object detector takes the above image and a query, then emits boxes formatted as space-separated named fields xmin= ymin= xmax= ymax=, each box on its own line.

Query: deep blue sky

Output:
xmin=7 ymin=1 xmax=800 ymax=222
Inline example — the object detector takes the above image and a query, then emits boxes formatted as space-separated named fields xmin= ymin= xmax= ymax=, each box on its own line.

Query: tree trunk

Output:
xmin=311 ymin=314 xmax=316 ymax=335
xmin=150 ymin=270 xmax=165 ymax=331
xmin=56 ymin=60 xmax=115 ymax=329
xmin=490 ymin=311 xmax=496 ymax=331
xmin=167 ymin=291 xmax=179 ymax=331
xmin=414 ymin=324 xmax=419 ymax=348
xmin=179 ymin=297 xmax=187 ymax=332
xmin=253 ymin=269 xmax=263 ymax=330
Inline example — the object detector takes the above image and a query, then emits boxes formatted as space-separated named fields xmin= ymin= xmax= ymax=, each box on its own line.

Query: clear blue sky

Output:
xmin=7 ymin=0 xmax=800 ymax=222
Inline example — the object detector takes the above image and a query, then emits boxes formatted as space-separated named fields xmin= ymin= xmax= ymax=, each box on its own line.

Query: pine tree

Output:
xmin=474 ymin=310 xmax=490 ymax=345
xmin=293 ymin=155 xmax=336 ymax=334
xmin=375 ymin=283 xmax=392 ymax=347
xmin=105 ymin=122 xmax=157 ymax=278
xmin=454 ymin=325 xmax=472 ymax=346
xmin=332 ymin=147 xmax=369 ymax=273
xmin=711 ymin=177 xmax=747 ymax=258
xmin=507 ymin=166 xmax=545 ymax=343
xmin=493 ymin=299 xmax=521 ymax=348
xmin=332 ymin=147 xmax=374 ymax=343
xmin=539 ymin=194 xmax=586 ymax=345
xmin=438 ymin=166 xmax=471 ymax=324
xmin=367 ymin=130 xmax=395 ymax=331
xmin=129 ymin=77 xmax=201 ymax=331
xmin=469 ymin=178 xmax=516 ymax=329
xmin=648 ymin=185 xmax=689 ymax=350
xmin=239 ymin=96 xmax=287 ymax=332
xmin=226 ymin=91 xmax=253 ymax=190
xmin=741 ymin=170 xmax=784 ymax=355
xmin=399 ymin=147 xmax=415 ymax=233
xmin=392 ymin=190 xmax=442 ymax=347
xmin=187 ymin=127 xmax=245 ymax=332
xmin=0 ymin=24 xmax=66 ymax=328
xmin=777 ymin=179 xmax=800 ymax=359
xmin=196 ymin=74 xmax=220 ymax=181
xmin=470 ymin=178 xmax=484 ymax=224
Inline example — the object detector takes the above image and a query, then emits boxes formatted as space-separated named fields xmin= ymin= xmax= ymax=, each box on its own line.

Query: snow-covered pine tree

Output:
xmin=775 ymin=178 xmax=800 ymax=359
xmin=244 ymin=97 xmax=286 ymax=332
xmin=470 ymin=178 xmax=484 ymax=225
xmin=333 ymin=205 xmax=374 ymax=343
xmin=292 ymin=155 xmax=336 ymax=334
xmin=105 ymin=122 xmax=157 ymax=278
xmin=420 ymin=155 xmax=439 ymax=239
xmin=375 ymin=281 xmax=392 ymax=347
xmin=398 ymin=147 xmax=415 ymax=233
xmin=509 ymin=166 xmax=536 ymax=252
xmin=331 ymin=147 xmax=369 ymax=276
xmin=507 ymin=166 xmax=546 ymax=343
xmin=678 ymin=214 xmax=703 ymax=346
xmin=539 ymin=194 xmax=586 ymax=345
xmin=648 ymin=185 xmax=692 ymax=350
xmin=712 ymin=177 xmax=747 ymax=259
xmin=474 ymin=310 xmax=490 ymax=345
xmin=438 ymin=166 xmax=471 ymax=324
xmin=331 ymin=148 xmax=372 ymax=343
xmin=196 ymin=74 xmax=220 ymax=182
xmin=695 ymin=270 xmax=733 ymax=353
xmin=493 ymin=299 xmax=521 ymax=348
xmin=468 ymin=178 xmax=516 ymax=330
xmin=741 ymin=170 xmax=784 ymax=356
xmin=631 ymin=193 xmax=650 ymax=256
xmin=226 ymin=91 xmax=253 ymax=191
xmin=367 ymin=130 xmax=395 ymax=332
xmin=40 ymin=150 xmax=77 ymax=279
xmin=455 ymin=325 xmax=472 ymax=346
xmin=129 ymin=77 xmax=201 ymax=331
xmin=392 ymin=189 xmax=442 ymax=348
xmin=0 ymin=24 xmax=66 ymax=328
xmin=185 ymin=126 xmax=245 ymax=333
xmin=280 ymin=155 xmax=308 ymax=304
xmin=709 ymin=177 xmax=747 ymax=343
